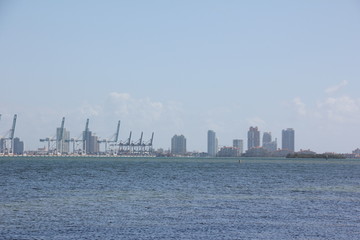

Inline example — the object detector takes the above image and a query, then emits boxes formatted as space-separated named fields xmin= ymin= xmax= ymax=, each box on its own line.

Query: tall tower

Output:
xmin=171 ymin=135 xmax=187 ymax=155
xmin=207 ymin=130 xmax=217 ymax=157
xmin=13 ymin=137 xmax=24 ymax=155
xmin=56 ymin=127 xmax=70 ymax=154
xmin=233 ymin=139 xmax=243 ymax=156
xmin=0 ymin=138 xmax=5 ymax=153
xmin=247 ymin=126 xmax=260 ymax=150
xmin=282 ymin=128 xmax=295 ymax=152
xmin=62 ymin=130 xmax=70 ymax=153
xmin=262 ymin=132 xmax=272 ymax=146
xmin=83 ymin=130 xmax=99 ymax=155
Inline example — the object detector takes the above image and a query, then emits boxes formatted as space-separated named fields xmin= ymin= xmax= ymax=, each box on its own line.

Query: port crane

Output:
xmin=9 ymin=114 xmax=17 ymax=154
xmin=0 ymin=114 xmax=17 ymax=154
xmin=130 ymin=132 xmax=144 ymax=154
xmin=98 ymin=120 xmax=120 ymax=154
xmin=146 ymin=132 xmax=155 ymax=148
xmin=115 ymin=131 xmax=154 ymax=155
xmin=40 ymin=117 xmax=65 ymax=155
xmin=65 ymin=118 xmax=89 ymax=154
xmin=117 ymin=131 xmax=132 ymax=154
xmin=140 ymin=132 xmax=154 ymax=154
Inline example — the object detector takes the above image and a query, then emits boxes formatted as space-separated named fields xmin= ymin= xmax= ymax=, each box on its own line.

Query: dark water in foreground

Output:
xmin=0 ymin=157 xmax=359 ymax=239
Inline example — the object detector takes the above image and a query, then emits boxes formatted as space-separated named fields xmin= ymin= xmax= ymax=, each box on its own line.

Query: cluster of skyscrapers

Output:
xmin=207 ymin=127 xmax=295 ymax=157
xmin=207 ymin=130 xmax=244 ymax=157
xmin=170 ymin=127 xmax=295 ymax=157
xmin=244 ymin=127 xmax=295 ymax=157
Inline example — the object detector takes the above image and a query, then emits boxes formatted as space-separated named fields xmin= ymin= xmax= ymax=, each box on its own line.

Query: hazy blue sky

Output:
xmin=1 ymin=1 xmax=360 ymax=153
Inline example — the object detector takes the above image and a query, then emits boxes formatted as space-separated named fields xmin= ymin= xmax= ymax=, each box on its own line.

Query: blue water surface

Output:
xmin=1 ymin=157 xmax=359 ymax=239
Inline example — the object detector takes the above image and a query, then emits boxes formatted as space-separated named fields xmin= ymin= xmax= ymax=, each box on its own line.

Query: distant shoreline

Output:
xmin=286 ymin=153 xmax=346 ymax=159
xmin=0 ymin=154 xmax=357 ymax=160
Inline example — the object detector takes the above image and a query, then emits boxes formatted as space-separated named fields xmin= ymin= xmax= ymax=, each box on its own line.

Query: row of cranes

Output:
xmin=0 ymin=114 xmax=18 ymax=155
xmin=39 ymin=117 xmax=154 ymax=155
xmin=115 ymin=131 xmax=155 ymax=155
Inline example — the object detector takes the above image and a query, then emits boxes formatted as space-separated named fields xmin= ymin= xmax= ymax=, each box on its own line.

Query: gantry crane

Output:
xmin=40 ymin=117 xmax=65 ymax=155
xmin=130 ymin=132 xmax=143 ymax=153
xmin=117 ymin=131 xmax=132 ymax=154
xmin=0 ymin=114 xmax=17 ymax=154
xmin=9 ymin=114 xmax=17 ymax=154
xmin=115 ymin=131 xmax=154 ymax=155
xmin=98 ymin=120 xmax=120 ymax=154
xmin=64 ymin=119 xmax=89 ymax=155
xmin=141 ymin=132 xmax=154 ymax=154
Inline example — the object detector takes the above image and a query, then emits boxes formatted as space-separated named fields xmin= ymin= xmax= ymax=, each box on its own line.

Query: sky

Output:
xmin=0 ymin=0 xmax=360 ymax=153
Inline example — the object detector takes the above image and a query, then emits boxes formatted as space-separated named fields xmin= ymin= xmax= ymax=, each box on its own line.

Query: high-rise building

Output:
xmin=233 ymin=139 xmax=243 ymax=156
xmin=63 ymin=130 xmax=70 ymax=153
xmin=83 ymin=130 xmax=100 ymax=154
xmin=262 ymin=132 xmax=272 ymax=145
xmin=171 ymin=134 xmax=187 ymax=155
xmin=90 ymin=135 xmax=99 ymax=154
xmin=13 ymin=137 xmax=24 ymax=155
xmin=0 ymin=138 xmax=5 ymax=153
xmin=207 ymin=130 xmax=217 ymax=157
xmin=282 ymin=128 xmax=295 ymax=152
xmin=262 ymin=132 xmax=277 ymax=152
xmin=56 ymin=127 xmax=70 ymax=154
xmin=248 ymin=126 xmax=260 ymax=150
xmin=263 ymin=138 xmax=277 ymax=152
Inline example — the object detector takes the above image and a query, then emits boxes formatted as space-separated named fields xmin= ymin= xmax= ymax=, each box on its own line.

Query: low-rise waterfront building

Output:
xmin=217 ymin=147 xmax=239 ymax=157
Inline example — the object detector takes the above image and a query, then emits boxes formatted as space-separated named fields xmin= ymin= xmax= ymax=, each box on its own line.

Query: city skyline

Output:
xmin=1 ymin=114 xmax=295 ymax=154
xmin=0 ymin=113 xmax=358 ymax=154
xmin=1 ymin=1 xmax=360 ymax=153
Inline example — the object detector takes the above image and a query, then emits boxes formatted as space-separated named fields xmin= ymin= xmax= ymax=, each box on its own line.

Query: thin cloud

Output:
xmin=109 ymin=92 xmax=164 ymax=121
xmin=325 ymin=80 xmax=348 ymax=94
xmin=80 ymin=103 xmax=102 ymax=116
xmin=108 ymin=92 xmax=184 ymax=126
xmin=317 ymin=96 xmax=360 ymax=123
xmin=247 ymin=117 xmax=266 ymax=128
xmin=293 ymin=97 xmax=307 ymax=116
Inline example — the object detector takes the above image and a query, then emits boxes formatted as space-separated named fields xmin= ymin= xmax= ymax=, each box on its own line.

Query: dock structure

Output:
xmin=37 ymin=117 xmax=154 ymax=156
xmin=116 ymin=132 xmax=154 ymax=156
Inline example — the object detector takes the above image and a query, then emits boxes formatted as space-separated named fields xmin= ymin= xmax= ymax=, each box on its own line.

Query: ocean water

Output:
xmin=0 ymin=157 xmax=359 ymax=240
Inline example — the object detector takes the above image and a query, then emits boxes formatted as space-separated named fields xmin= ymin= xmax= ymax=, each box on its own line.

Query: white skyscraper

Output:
xmin=233 ymin=139 xmax=243 ymax=157
xmin=208 ymin=130 xmax=217 ymax=157
xmin=56 ymin=127 xmax=70 ymax=154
